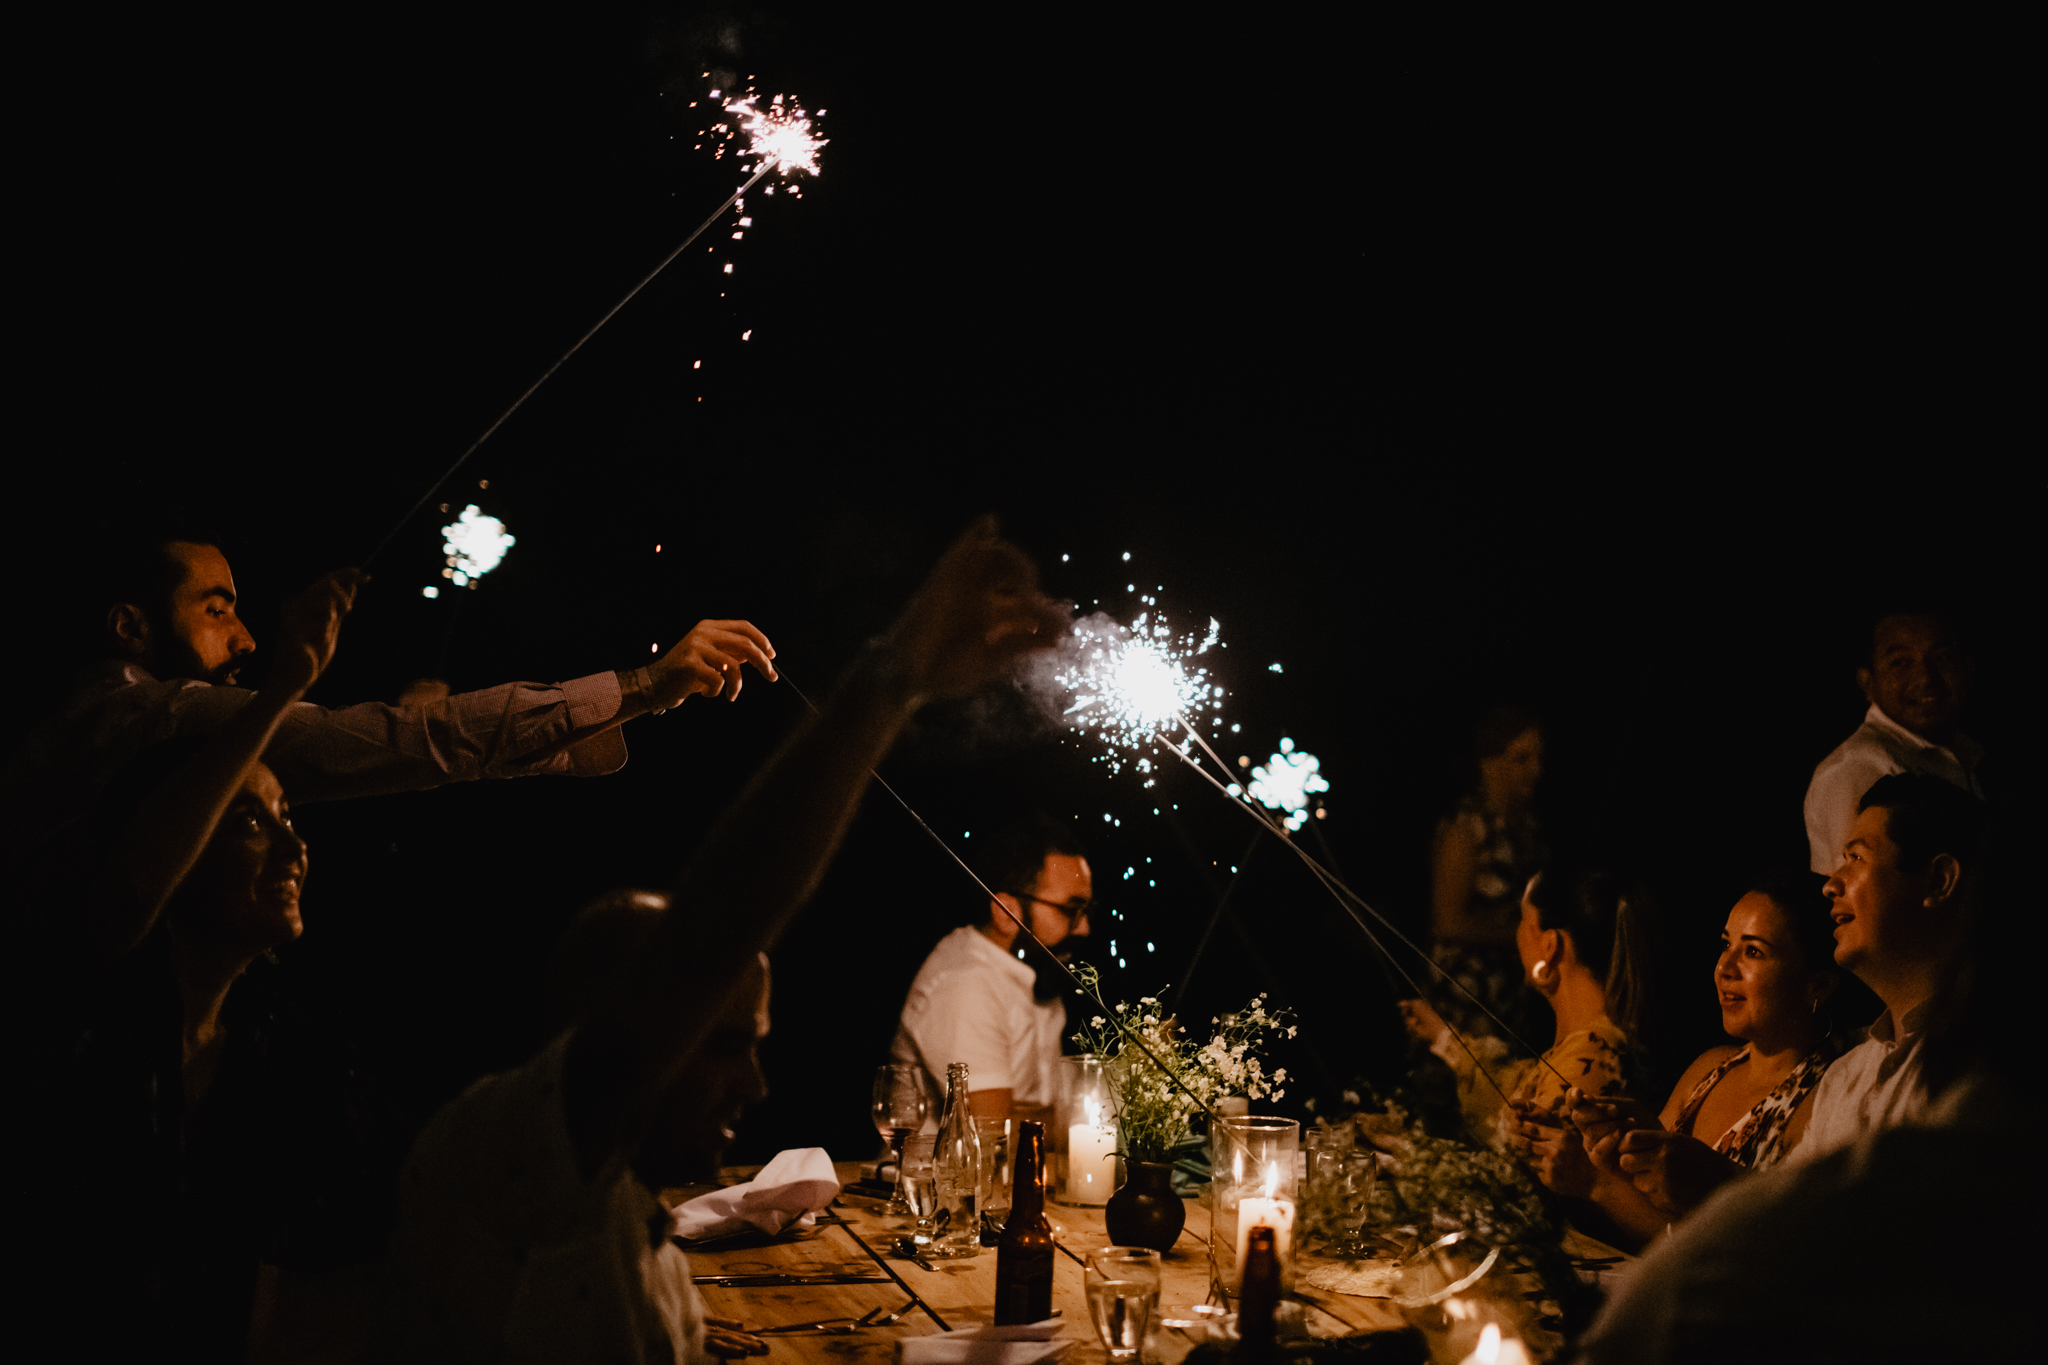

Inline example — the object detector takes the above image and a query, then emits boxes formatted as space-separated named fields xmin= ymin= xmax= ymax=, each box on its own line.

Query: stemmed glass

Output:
xmin=871 ymin=1064 xmax=930 ymax=1216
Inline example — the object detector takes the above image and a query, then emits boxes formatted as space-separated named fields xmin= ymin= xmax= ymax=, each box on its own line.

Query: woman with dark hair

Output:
xmin=1404 ymin=861 xmax=1649 ymax=1153
xmin=1515 ymin=875 xmax=1845 ymax=1249
xmin=1425 ymin=705 xmax=1546 ymax=1042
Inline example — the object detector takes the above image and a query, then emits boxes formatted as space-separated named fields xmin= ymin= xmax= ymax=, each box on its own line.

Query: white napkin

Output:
xmin=671 ymin=1147 xmax=841 ymax=1241
xmin=898 ymin=1320 xmax=1069 ymax=1365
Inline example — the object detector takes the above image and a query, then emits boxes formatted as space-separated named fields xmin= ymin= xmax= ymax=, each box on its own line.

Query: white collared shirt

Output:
xmin=1803 ymin=704 xmax=1982 ymax=875
xmin=890 ymin=925 xmax=1066 ymax=1112
xmin=1795 ymin=1003 xmax=1933 ymax=1161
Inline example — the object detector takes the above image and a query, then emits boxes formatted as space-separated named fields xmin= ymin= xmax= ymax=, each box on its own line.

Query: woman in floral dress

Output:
xmin=1512 ymin=875 xmax=1844 ymax=1249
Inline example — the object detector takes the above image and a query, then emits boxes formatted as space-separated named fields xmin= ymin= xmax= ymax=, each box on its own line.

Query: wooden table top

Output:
xmin=668 ymin=1163 xmax=1413 ymax=1363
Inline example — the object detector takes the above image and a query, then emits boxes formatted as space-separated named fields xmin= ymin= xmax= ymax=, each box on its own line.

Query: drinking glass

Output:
xmin=901 ymin=1135 xmax=939 ymax=1238
xmin=1086 ymin=1246 xmax=1163 ymax=1363
xmin=1324 ymin=1152 xmax=1378 ymax=1258
xmin=976 ymin=1117 xmax=1013 ymax=1235
xmin=872 ymin=1064 xmax=929 ymax=1215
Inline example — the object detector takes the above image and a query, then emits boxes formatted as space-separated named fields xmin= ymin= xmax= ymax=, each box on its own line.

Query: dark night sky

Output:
xmin=15 ymin=6 xmax=2038 ymax=1161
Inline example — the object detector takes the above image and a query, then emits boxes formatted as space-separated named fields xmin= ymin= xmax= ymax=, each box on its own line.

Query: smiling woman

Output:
xmin=1514 ymin=873 xmax=1846 ymax=1251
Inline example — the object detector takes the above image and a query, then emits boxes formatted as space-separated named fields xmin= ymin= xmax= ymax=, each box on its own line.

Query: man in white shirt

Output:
xmin=1798 ymin=772 xmax=1985 ymax=1158
xmin=1804 ymin=610 xmax=1980 ymax=875
xmin=892 ymin=814 xmax=1093 ymax=1122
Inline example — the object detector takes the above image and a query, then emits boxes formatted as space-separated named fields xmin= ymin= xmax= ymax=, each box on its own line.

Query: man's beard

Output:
xmin=1017 ymin=932 xmax=1079 ymax=1002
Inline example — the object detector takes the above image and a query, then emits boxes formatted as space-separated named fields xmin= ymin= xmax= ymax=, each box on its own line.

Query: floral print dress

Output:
xmin=1671 ymin=1041 xmax=1840 ymax=1170
xmin=1429 ymin=792 xmax=1545 ymax=1044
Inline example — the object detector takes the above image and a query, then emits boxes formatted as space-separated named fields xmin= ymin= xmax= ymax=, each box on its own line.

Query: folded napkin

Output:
xmin=898 ymin=1320 xmax=1069 ymax=1365
xmin=672 ymin=1147 xmax=841 ymax=1241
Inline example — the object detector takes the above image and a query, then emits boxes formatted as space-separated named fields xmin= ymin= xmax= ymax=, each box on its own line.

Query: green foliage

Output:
xmin=1071 ymin=964 xmax=1295 ymax=1164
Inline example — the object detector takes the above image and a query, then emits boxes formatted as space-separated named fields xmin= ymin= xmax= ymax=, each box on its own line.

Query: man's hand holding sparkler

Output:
xmin=643 ymin=620 xmax=779 ymax=709
xmin=270 ymin=568 xmax=366 ymax=697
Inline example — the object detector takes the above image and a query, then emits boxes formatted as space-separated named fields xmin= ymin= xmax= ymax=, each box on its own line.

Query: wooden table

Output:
xmin=668 ymin=1163 xmax=1411 ymax=1363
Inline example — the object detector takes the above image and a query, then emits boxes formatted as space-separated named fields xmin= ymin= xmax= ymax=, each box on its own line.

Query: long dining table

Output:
xmin=667 ymin=1162 xmax=1414 ymax=1363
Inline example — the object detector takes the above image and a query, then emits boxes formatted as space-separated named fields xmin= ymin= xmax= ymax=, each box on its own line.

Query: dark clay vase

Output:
xmin=1103 ymin=1160 xmax=1185 ymax=1253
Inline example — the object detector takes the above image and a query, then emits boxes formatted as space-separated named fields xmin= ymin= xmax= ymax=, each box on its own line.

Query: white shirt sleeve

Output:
xmin=902 ymin=970 xmax=1024 ymax=1093
xmin=1803 ymin=742 xmax=1897 ymax=875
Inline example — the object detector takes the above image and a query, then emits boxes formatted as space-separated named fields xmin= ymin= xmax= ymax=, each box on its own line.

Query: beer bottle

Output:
xmin=1230 ymin=1225 xmax=1282 ymax=1363
xmin=993 ymin=1120 xmax=1054 ymax=1325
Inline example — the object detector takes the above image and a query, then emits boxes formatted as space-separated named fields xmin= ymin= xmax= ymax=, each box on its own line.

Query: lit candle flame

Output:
xmin=1262 ymin=1162 xmax=1278 ymax=1201
xmin=1476 ymin=1324 xmax=1502 ymax=1365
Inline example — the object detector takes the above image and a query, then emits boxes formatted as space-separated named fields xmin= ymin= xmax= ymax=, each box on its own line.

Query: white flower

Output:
xmin=1287 ymin=1026 xmax=1298 ymax=1038
xmin=1091 ymin=1016 xmax=1106 ymax=1028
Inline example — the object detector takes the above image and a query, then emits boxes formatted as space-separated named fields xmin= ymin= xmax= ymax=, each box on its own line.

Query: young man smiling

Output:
xmin=1798 ymin=771 xmax=1987 ymax=1158
xmin=1803 ymin=610 xmax=1982 ymax=875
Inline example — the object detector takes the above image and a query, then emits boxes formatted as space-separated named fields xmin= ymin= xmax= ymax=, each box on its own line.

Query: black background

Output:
xmin=14 ymin=5 xmax=2038 ymax=1164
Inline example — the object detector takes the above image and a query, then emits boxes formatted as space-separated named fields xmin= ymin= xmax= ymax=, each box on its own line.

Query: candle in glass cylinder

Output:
xmin=1065 ymin=1098 xmax=1117 ymax=1205
xmin=1232 ymin=1163 xmax=1297 ymax=1289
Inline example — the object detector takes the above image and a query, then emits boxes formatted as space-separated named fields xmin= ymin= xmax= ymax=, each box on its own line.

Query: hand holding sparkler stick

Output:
xmin=268 ymin=568 xmax=366 ymax=696
xmin=643 ymin=619 xmax=779 ymax=708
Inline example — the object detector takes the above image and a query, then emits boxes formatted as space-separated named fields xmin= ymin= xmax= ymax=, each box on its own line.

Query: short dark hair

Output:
xmin=979 ymin=812 xmax=1088 ymax=906
xmin=73 ymin=520 xmax=225 ymax=661
xmin=1857 ymin=773 xmax=1987 ymax=874
xmin=545 ymin=888 xmax=670 ymax=1033
xmin=1471 ymin=704 xmax=1540 ymax=763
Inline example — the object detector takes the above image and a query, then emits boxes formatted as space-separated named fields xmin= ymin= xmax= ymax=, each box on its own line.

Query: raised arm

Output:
xmin=563 ymin=521 xmax=1066 ymax=1178
xmin=84 ymin=570 xmax=360 ymax=954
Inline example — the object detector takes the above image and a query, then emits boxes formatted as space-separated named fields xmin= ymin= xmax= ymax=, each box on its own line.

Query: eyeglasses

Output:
xmin=1018 ymin=892 xmax=1091 ymax=924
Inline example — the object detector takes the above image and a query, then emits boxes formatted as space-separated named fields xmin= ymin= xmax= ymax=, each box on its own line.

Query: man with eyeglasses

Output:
xmin=890 ymin=812 xmax=1093 ymax=1124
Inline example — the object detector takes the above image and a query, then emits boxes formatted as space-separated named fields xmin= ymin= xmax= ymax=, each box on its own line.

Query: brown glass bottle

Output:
xmin=1229 ymin=1225 xmax=1282 ymax=1363
xmin=993 ymin=1120 xmax=1055 ymax=1325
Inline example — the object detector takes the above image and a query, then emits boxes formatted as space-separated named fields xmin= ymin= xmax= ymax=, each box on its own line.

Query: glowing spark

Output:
xmin=719 ymin=89 xmax=827 ymax=178
xmin=1247 ymin=737 xmax=1328 ymax=832
xmin=439 ymin=504 xmax=515 ymax=590
xmin=1055 ymin=608 xmax=1224 ymax=774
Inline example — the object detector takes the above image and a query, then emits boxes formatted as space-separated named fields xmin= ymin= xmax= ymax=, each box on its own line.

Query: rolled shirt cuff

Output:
xmin=559 ymin=671 xmax=628 ymax=776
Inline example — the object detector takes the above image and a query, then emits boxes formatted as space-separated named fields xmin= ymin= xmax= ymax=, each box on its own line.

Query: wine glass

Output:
xmin=872 ymin=1064 xmax=929 ymax=1215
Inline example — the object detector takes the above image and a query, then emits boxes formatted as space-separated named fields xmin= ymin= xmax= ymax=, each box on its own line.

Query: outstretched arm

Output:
xmin=84 ymin=570 xmax=360 ymax=954
xmin=563 ymin=521 xmax=1066 ymax=1178
xmin=519 ymin=620 xmax=780 ymax=766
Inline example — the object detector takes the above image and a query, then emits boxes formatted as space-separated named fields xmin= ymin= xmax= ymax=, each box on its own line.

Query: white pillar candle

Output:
xmin=1231 ymin=1194 xmax=1296 ymax=1288
xmin=1065 ymin=1120 xmax=1117 ymax=1204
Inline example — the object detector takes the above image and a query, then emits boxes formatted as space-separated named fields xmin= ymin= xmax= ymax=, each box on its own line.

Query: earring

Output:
xmin=1531 ymin=958 xmax=1555 ymax=988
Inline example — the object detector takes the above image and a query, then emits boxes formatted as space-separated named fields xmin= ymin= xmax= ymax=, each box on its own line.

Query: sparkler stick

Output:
xmin=362 ymin=89 xmax=825 ymax=567
xmin=1160 ymin=716 xmax=1569 ymax=1100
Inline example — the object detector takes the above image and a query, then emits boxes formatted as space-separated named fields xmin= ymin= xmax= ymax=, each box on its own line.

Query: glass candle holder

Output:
xmin=1212 ymin=1115 xmax=1299 ymax=1292
xmin=1055 ymin=1054 xmax=1115 ymax=1206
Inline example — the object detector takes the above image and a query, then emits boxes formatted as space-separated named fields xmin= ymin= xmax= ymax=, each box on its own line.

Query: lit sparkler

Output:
xmin=437 ymin=504 xmax=515 ymax=589
xmin=1244 ymin=737 xmax=1328 ymax=831
xmin=1054 ymin=611 xmax=1225 ymax=778
xmin=361 ymin=79 xmax=826 ymax=568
